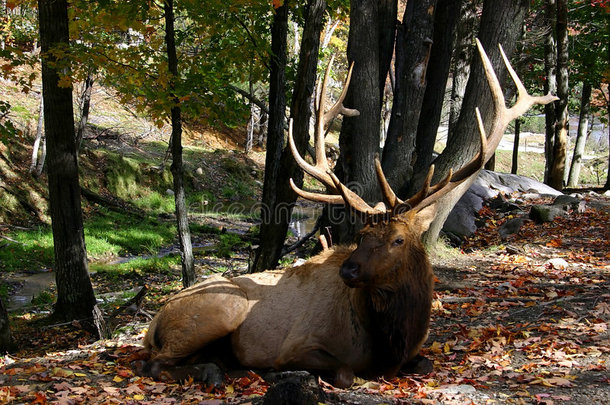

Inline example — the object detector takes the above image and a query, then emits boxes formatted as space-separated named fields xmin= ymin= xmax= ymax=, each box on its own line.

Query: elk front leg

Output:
xmin=274 ymin=343 xmax=355 ymax=388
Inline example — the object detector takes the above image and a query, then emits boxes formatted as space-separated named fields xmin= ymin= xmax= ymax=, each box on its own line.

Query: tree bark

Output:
xmin=567 ymin=82 xmax=591 ymax=187
xmin=547 ymin=0 xmax=568 ymax=190
xmin=0 ymin=297 xmax=12 ymax=352
xmin=164 ymin=0 xmax=195 ymax=287
xmin=421 ymin=0 xmax=530 ymax=246
xmin=253 ymin=0 xmax=326 ymax=271
xmin=38 ymin=0 xmax=96 ymax=322
xmin=413 ymin=0 xmax=460 ymax=175
xmin=449 ymin=0 xmax=480 ymax=134
xmin=382 ymin=0 xmax=437 ymax=197
xmin=511 ymin=118 xmax=520 ymax=174
xmin=75 ymin=72 xmax=93 ymax=152
xmin=543 ymin=0 xmax=557 ymax=184
xmin=30 ymin=96 xmax=44 ymax=175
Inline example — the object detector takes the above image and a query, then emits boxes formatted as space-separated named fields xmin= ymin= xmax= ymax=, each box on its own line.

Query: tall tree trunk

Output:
xmin=38 ymin=0 xmax=96 ymax=322
xmin=382 ymin=0 xmax=437 ymax=197
xmin=602 ymin=94 xmax=610 ymax=190
xmin=421 ymin=0 xmax=530 ymax=246
xmin=413 ymin=0 xmax=460 ymax=176
xmin=449 ymin=0 xmax=480 ymax=134
xmin=511 ymin=118 xmax=520 ymax=174
xmin=164 ymin=0 xmax=195 ymax=287
xmin=567 ymin=82 xmax=591 ymax=187
xmin=253 ymin=0 xmax=325 ymax=271
xmin=329 ymin=0 xmax=384 ymax=244
xmin=75 ymin=72 xmax=93 ymax=152
xmin=547 ymin=0 xmax=568 ymax=190
xmin=30 ymin=96 xmax=44 ymax=175
xmin=0 ymin=297 xmax=12 ymax=352
xmin=543 ymin=0 xmax=557 ymax=184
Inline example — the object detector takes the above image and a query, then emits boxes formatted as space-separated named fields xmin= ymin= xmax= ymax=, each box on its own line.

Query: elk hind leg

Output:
xmin=142 ymin=276 xmax=248 ymax=382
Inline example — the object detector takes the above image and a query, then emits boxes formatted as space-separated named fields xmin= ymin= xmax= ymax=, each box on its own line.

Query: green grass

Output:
xmin=90 ymin=255 xmax=181 ymax=279
xmin=0 ymin=210 xmax=179 ymax=272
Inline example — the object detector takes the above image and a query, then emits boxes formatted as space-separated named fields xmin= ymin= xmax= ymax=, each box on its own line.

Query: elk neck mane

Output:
xmin=361 ymin=235 xmax=434 ymax=370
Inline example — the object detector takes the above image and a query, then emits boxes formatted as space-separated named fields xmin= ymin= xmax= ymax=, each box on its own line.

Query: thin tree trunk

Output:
xmin=38 ymin=0 xmax=96 ymax=322
xmin=567 ymin=82 xmax=591 ymax=187
xmin=30 ymin=96 xmax=44 ymax=175
xmin=413 ymin=0 xmax=460 ymax=176
xmin=36 ymin=133 xmax=47 ymax=176
xmin=75 ymin=73 xmax=93 ymax=152
xmin=511 ymin=118 xmax=520 ymax=174
xmin=422 ymin=0 xmax=530 ymax=246
xmin=164 ymin=0 xmax=195 ymax=287
xmin=449 ymin=0 xmax=480 ymax=134
xmin=543 ymin=0 xmax=557 ymax=184
xmin=0 ymin=297 xmax=12 ymax=352
xmin=382 ymin=0 xmax=437 ymax=197
xmin=605 ymin=96 xmax=610 ymax=189
xmin=548 ymin=0 xmax=568 ymax=190
xmin=253 ymin=0 xmax=326 ymax=271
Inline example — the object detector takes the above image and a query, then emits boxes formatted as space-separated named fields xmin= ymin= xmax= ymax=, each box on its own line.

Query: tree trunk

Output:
xmin=449 ymin=0 xmax=480 ymax=134
xmin=38 ymin=0 xmax=96 ymax=322
xmin=413 ymin=0 xmax=460 ymax=175
xmin=605 ymin=97 xmax=610 ymax=190
xmin=543 ymin=0 xmax=557 ymax=184
xmin=382 ymin=0 xmax=437 ymax=197
xmin=547 ymin=0 xmax=568 ymax=191
xmin=75 ymin=72 xmax=93 ymax=152
xmin=421 ymin=0 xmax=530 ymax=246
xmin=30 ymin=96 xmax=44 ymax=175
xmin=253 ymin=0 xmax=326 ymax=271
xmin=511 ymin=118 xmax=520 ymax=174
xmin=164 ymin=0 xmax=195 ymax=287
xmin=0 ymin=297 xmax=12 ymax=352
xmin=567 ymin=82 xmax=591 ymax=187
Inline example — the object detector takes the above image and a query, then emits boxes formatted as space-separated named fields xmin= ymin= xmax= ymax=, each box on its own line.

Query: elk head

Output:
xmin=289 ymin=40 xmax=558 ymax=290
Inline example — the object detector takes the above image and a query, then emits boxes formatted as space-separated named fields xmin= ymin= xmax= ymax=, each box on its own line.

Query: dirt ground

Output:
xmin=0 ymin=194 xmax=608 ymax=404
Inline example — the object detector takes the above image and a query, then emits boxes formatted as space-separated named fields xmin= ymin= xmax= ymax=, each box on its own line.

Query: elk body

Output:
xmin=143 ymin=41 xmax=557 ymax=387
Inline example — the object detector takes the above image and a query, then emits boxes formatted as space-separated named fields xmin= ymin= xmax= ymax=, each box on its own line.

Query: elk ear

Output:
xmin=412 ymin=204 xmax=437 ymax=236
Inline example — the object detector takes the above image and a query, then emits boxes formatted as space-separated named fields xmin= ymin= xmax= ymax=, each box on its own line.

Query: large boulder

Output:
xmin=444 ymin=170 xmax=562 ymax=240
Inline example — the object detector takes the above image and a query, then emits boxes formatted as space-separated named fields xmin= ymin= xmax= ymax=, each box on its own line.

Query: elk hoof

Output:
xmin=333 ymin=367 xmax=355 ymax=389
xmin=402 ymin=355 xmax=433 ymax=375
xmin=192 ymin=363 xmax=225 ymax=388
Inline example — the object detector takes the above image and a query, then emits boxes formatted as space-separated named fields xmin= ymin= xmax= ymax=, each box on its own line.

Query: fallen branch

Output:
xmin=281 ymin=220 xmax=321 ymax=256
xmin=107 ymin=285 xmax=148 ymax=322
xmin=80 ymin=187 xmax=145 ymax=218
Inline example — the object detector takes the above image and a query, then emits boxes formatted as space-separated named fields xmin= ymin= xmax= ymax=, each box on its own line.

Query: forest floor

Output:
xmin=0 ymin=193 xmax=608 ymax=404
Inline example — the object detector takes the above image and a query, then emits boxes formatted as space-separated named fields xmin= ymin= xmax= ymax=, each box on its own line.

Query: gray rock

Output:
xmin=553 ymin=194 xmax=581 ymax=209
xmin=165 ymin=188 xmax=175 ymax=196
xmin=498 ymin=218 xmax=527 ymax=240
xmin=529 ymin=204 xmax=565 ymax=223
xmin=195 ymin=167 xmax=204 ymax=176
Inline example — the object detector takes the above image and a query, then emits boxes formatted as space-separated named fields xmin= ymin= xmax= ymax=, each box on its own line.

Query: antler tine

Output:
xmin=288 ymin=118 xmax=337 ymax=193
xmin=375 ymin=158 xmax=402 ymax=208
xmin=315 ymin=55 xmax=335 ymax=167
xmin=289 ymin=178 xmax=345 ymax=205
xmin=328 ymin=171 xmax=384 ymax=215
xmin=323 ymin=62 xmax=360 ymax=123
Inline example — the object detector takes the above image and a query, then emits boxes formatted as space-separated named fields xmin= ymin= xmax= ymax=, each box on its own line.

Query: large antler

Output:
xmin=290 ymin=40 xmax=558 ymax=219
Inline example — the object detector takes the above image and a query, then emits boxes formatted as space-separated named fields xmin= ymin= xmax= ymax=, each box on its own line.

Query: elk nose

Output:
xmin=340 ymin=260 xmax=360 ymax=280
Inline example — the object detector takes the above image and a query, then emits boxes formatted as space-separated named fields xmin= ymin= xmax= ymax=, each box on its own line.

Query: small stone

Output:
xmin=195 ymin=167 xmax=203 ymax=176
xmin=529 ymin=205 xmax=565 ymax=223
xmin=251 ymin=170 xmax=257 ymax=176
xmin=166 ymin=189 xmax=175 ymax=196
xmin=545 ymin=258 xmax=569 ymax=269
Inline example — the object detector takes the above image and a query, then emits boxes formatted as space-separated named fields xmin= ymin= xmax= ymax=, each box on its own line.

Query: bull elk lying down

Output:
xmin=141 ymin=40 xmax=557 ymax=388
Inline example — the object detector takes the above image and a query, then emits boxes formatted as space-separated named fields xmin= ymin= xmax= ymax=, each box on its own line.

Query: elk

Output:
xmin=142 ymin=40 xmax=557 ymax=388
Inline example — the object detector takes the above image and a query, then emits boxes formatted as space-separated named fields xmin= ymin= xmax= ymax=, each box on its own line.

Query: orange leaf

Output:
xmin=272 ymin=0 xmax=283 ymax=9
xmin=546 ymin=238 xmax=563 ymax=247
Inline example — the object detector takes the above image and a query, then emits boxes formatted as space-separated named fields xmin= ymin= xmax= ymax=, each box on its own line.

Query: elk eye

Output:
xmin=392 ymin=237 xmax=404 ymax=246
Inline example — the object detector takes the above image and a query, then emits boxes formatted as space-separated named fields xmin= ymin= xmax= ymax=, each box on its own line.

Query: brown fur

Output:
xmin=143 ymin=207 xmax=436 ymax=387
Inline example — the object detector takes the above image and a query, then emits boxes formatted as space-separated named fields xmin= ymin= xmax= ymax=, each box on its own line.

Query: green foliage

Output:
xmin=90 ymin=255 xmax=180 ymax=279
xmin=31 ymin=290 xmax=55 ymax=307
xmin=0 ymin=101 xmax=20 ymax=143
xmin=215 ymin=233 xmax=247 ymax=258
